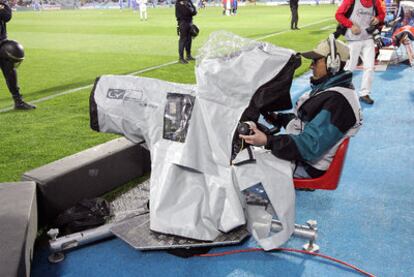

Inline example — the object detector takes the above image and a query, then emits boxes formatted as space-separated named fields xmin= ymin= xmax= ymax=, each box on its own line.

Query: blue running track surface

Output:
xmin=32 ymin=65 xmax=414 ymax=277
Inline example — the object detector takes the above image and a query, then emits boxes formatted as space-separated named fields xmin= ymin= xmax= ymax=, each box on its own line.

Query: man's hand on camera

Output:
xmin=370 ymin=17 xmax=379 ymax=26
xmin=239 ymin=122 xmax=268 ymax=147
xmin=351 ymin=23 xmax=361 ymax=35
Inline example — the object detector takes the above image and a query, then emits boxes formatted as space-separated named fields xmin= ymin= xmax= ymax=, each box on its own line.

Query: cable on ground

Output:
xmin=196 ymin=247 xmax=375 ymax=277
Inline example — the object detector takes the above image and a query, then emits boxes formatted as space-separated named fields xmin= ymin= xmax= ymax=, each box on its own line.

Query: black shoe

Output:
xmin=360 ymin=95 xmax=374 ymax=105
xmin=294 ymin=27 xmax=300 ymax=30
xmin=186 ymin=56 xmax=195 ymax=61
xmin=179 ymin=58 xmax=188 ymax=64
xmin=14 ymin=100 xmax=36 ymax=110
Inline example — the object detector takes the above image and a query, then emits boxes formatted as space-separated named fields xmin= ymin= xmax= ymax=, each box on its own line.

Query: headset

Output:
xmin=326 ymin=34 xmax=341 ymax=75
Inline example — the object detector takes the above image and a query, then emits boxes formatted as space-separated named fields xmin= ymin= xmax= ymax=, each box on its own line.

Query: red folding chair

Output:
xmin=293 ymin=138 xmax=350 ymax=190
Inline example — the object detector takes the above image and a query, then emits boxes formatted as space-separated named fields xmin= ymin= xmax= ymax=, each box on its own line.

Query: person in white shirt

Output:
xmin=139 ymin=0 xmax=148 ymax=21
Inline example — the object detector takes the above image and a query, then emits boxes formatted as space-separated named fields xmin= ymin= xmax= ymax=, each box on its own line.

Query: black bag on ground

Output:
xmin=54 ymin=198 xmax=111 ymax=234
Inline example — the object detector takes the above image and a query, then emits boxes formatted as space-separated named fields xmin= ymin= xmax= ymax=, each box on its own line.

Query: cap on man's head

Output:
xmin=301 ymin=38 xmax=350 ymax=62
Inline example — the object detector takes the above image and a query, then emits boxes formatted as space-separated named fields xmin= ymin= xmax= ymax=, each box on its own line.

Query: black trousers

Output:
xmin=0 ymin=58 xmax=21 ymax=100
xmin=290 ymin=5 xmax=298 ymax=29
xmin=178 ymin=21 xmax=192 ymax=59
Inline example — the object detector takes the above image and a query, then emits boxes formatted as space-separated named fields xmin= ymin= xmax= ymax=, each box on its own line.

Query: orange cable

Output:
xmin=196 ymin=247 xmax=375 ymax=277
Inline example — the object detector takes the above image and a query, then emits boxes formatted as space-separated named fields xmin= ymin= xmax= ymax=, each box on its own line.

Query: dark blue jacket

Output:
xmin=175 ymin=0 xmax=197 ymax=23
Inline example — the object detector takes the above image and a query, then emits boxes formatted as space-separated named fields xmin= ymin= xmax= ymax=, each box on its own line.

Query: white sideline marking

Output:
xmin=0 ymin=61 xmax=178 ymax=113
xmin=256 ymin=18 xmax=333 ymax=40
xmin=320 ymin=24 xmax=336 ymax=31
xmin=0 ymin=18 xmax=333 ymax=113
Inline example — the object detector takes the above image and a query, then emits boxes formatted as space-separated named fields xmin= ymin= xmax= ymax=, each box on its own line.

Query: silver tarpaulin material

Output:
xmin=90 ymin=31 xmax=298 ymax=249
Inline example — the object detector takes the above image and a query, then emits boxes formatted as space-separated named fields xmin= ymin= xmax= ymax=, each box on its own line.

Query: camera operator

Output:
xmin=175 ymin=0 xmax=197 ymax=64
xmin=335 ymin=0 xmax=385 ymax=105
xmin=239 ymin=38 xmax=362 ymax=178
xmin=0 ymin=0 xmax=35 ymax=110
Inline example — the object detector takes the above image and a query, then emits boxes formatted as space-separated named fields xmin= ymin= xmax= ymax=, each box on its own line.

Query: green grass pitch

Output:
xmin=0 ymin=5 xmax=339 ymax=181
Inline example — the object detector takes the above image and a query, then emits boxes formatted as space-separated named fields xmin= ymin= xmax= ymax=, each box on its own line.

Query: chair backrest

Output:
xmin=293 ymin=138 xmax=350 ymax=190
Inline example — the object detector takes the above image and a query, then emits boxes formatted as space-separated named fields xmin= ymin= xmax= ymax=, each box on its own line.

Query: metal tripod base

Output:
xmin=47 ymin=214 xmax=320 ymax=262
xmin=47 ymin=212 xmax=249 ymax=263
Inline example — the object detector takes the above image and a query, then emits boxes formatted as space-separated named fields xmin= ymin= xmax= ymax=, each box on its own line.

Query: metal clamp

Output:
xmin=271 ymin=218 xmax=319 ymax=252
xmin=47 ymin=229 xmax=65 ymax=263
xmin=302 ymin=220 xmax=320 ymax=252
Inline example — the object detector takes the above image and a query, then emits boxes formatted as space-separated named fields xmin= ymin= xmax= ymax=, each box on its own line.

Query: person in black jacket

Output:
xmin=290 ymin=0 xmax=299 ymax=30
xmin=0 ymin=1 xmax=35 ymax=110
xmin=240 ymin=38 xmax=362 ymax=178
xmin=175 ymin=0 xmax=197 ymax=64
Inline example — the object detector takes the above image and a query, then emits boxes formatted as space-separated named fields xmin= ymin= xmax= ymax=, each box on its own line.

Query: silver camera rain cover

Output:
xmin=90 ymin=31 xmax=297 ymax=250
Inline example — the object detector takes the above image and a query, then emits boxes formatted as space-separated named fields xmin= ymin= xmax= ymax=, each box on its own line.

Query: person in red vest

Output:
xmin=336 ymin=0 xmax=385 ymax=105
